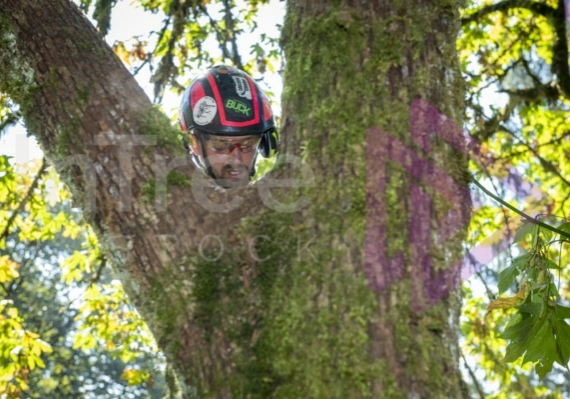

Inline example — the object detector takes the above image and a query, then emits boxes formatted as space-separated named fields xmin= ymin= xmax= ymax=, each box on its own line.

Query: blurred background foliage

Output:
xmin=1 ymin=0 xmax=570 ymax=397
xmin=459 ymin=0 xmax=570 ymax=397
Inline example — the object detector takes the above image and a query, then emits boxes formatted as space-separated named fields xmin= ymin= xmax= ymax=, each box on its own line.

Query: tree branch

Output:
xmin=199 ymin=4 xmax=234 ymax=64
xmin=0 ymin=111 xmax=21 ymax=137
xmin=461 ymin=0 xmax=570 ymax=99
xmin=461 ymin=0 xmax=556 ymax=25
xmin=88 ymin=256 xmax=107 ymax=287
xmin=471 ymin=178 xmax=570 ymax=240
xmin=460 ymin=351 xmax=486 ymax=399
xmin=550 ymin=0 xmax=570 ymax=98
xmin=502 ymin=125 xmax=570 ymax=189
xmin=497 ymin=84 xmax=560 ymax=104
xmin=222 ymin=0 xmax=244 ymax=70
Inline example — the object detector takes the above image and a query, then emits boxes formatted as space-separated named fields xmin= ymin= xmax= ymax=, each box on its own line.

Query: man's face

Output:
xmin=190 ymin=133 xmax=261 ymax=188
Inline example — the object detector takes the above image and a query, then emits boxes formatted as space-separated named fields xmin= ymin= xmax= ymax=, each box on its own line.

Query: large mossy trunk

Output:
xmin=259 ymin=0 xmax=471 ymax=397
xmin=1 ymin=0 xmax=470 ymax=397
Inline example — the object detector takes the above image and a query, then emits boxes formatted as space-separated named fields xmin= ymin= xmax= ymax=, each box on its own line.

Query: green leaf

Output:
xmin=554 ymin=304 xmax=570 ymax=320
xmin=511 ymin=253 xmax=532 ymax=270
xmin=498 ymin=264 xmax=520 ymax=294
xmin=536 ymin=360 xmax=552 ymax=380
xmin=504 ymin=339 xmax=527 ymax=364
xmin=543 ymin=258 xmax=560 ymax=269
xmin=538 ymin=226 xmax=553 ymax=243
xmin=500 ymin=312 xmax=536 ymax=341
xmin=517 ymin=302 xmax=542 ymax=316
xmin=522 ymin=319 xmax=552 ymax=364
xmin=558 ymin=221 xmax=570 ymax=241
xmin=553 ymin=318 xmax=570 ymax=366
xmin=514 ymin=221 xmax=534 ymax=243
xmin=502 ymin=311 xmax=545 ymax=363
xmin=27 ymin=354 xmax=37 ymax=370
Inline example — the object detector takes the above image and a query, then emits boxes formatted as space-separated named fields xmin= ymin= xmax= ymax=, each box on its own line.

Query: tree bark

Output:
xmin=0 ymin=0 xmax=471 ymax=398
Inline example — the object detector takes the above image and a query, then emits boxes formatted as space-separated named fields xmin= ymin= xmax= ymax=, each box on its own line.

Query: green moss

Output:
xmin=142 ymin=266 xmax=193 ymax=375
xmin=141 ymin=170 xmax=190 ymax=205
xmin=236 ymin=208 xmax=382 ymax=397
xmin=137 ymin=106 xmax=186 ymax=152
xmin=167 ymin=170 xmax=191 ymax=187
xmin=265 ymin=249 xmax=383 ymax=397
xmin=141 ymin=180 xmax=157 ymax=200
xmin=54 ymin=117 xmax=81 ymax=161
xmin=143 ymin=201 xmax=383 ymax=397
xmin=278 ymin=2 xmax=467 ymax=397
xmin=179 ymin=215 xmax=291 ymax=396
xmin=149 ymin=277 xmax=182 ymax=344
xmin=78 ymin=86 xmax=91 ymax=108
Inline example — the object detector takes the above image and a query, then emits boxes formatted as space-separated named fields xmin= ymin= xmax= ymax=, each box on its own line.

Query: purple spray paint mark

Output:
xmin=366 ymin=99 xmax=547 ymax=311
xmin=365 ymin=121 xmax=469 ymax=311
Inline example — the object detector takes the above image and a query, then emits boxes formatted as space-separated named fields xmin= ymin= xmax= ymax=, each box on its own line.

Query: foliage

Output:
xmin=0 ymin=154 xmax=167 ymax=398
xmin=75 ymin=0 xmax=283 ymax=102
xmin=459 ymin=0 xmax=570 ymax=396
xmin=490 ymin=221 xmax=570 ymax=379
xmin=0 ymin=96 xmax=20 ymax=135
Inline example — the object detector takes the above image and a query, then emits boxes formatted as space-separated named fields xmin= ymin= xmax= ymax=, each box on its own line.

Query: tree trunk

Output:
xmin=0 ymin=0 xmax=471 ymax=398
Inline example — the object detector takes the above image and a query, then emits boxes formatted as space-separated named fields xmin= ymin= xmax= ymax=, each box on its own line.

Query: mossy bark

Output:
xmin=0 ymin=0 xmax=470 ymax=398
xmin=269 ymin=1 xmax=470 ymax=397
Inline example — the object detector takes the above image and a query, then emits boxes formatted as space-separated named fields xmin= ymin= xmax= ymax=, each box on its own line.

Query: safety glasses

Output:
xmin=204 ymin=135 xmax=261 ymax=154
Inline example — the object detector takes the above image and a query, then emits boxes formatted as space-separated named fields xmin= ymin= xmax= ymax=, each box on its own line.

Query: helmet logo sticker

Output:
xmin=226 ymin=99 xmax=251 ymax=116
xmin=232 ymin=76 xmax=252 ymax=100
xmin=193 ymin=96 xmax=217 ymax=125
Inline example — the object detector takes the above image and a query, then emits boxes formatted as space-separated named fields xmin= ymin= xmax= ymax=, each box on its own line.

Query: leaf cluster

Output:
xmin=76 ymin=0 xmax=283 ymax=103
xmin=491 ymin=222 xmax=570 ymax=379
xmin=0 ymin=153 xmax=167 ymax=398
xmin=459 ymin=0 xmax=570 ymax=395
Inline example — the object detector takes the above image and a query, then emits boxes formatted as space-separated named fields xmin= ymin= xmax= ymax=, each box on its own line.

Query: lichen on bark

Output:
xmin=0 ymin=18 xmax=36 ymax=110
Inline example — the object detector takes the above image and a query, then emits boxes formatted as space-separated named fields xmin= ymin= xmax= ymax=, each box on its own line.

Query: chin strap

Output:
xmin=194 ymin=133 xmax=218 ymax=181
xmin=182 ymin=134 xmax=215 ymax=180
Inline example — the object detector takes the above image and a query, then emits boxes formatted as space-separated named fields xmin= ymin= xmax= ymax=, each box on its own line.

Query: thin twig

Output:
xmin=461 ymin=351 xmax=486 ymax=399
xmin=0 ymin=158 xmax=48 ymax=243
xmin=471 ymin=178 xmax=570 ymax=240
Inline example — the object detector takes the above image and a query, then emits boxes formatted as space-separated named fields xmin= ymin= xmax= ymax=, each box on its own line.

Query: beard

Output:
xmin=213 ymin=164 xmax=250 ymax=188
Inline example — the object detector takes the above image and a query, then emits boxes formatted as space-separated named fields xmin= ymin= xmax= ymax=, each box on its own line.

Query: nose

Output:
xmin=227 ymin=143 xmax=244 ymax=162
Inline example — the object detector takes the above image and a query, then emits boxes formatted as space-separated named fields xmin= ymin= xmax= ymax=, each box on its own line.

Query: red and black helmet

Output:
xmin=179 ymin=65 xmax=276 ymax=134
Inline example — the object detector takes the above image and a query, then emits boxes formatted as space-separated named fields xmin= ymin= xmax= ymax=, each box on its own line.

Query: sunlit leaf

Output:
xmin=497 ymin=264 xmax=519 ymax=294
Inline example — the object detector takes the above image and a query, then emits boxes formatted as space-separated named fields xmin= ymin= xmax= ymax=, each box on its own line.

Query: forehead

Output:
xmin=208 ymin=135 xmax=258 ymax=141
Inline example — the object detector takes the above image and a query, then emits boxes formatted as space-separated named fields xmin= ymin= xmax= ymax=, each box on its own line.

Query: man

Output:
xmin=179 ymin=65 xmax=278 ymax=188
